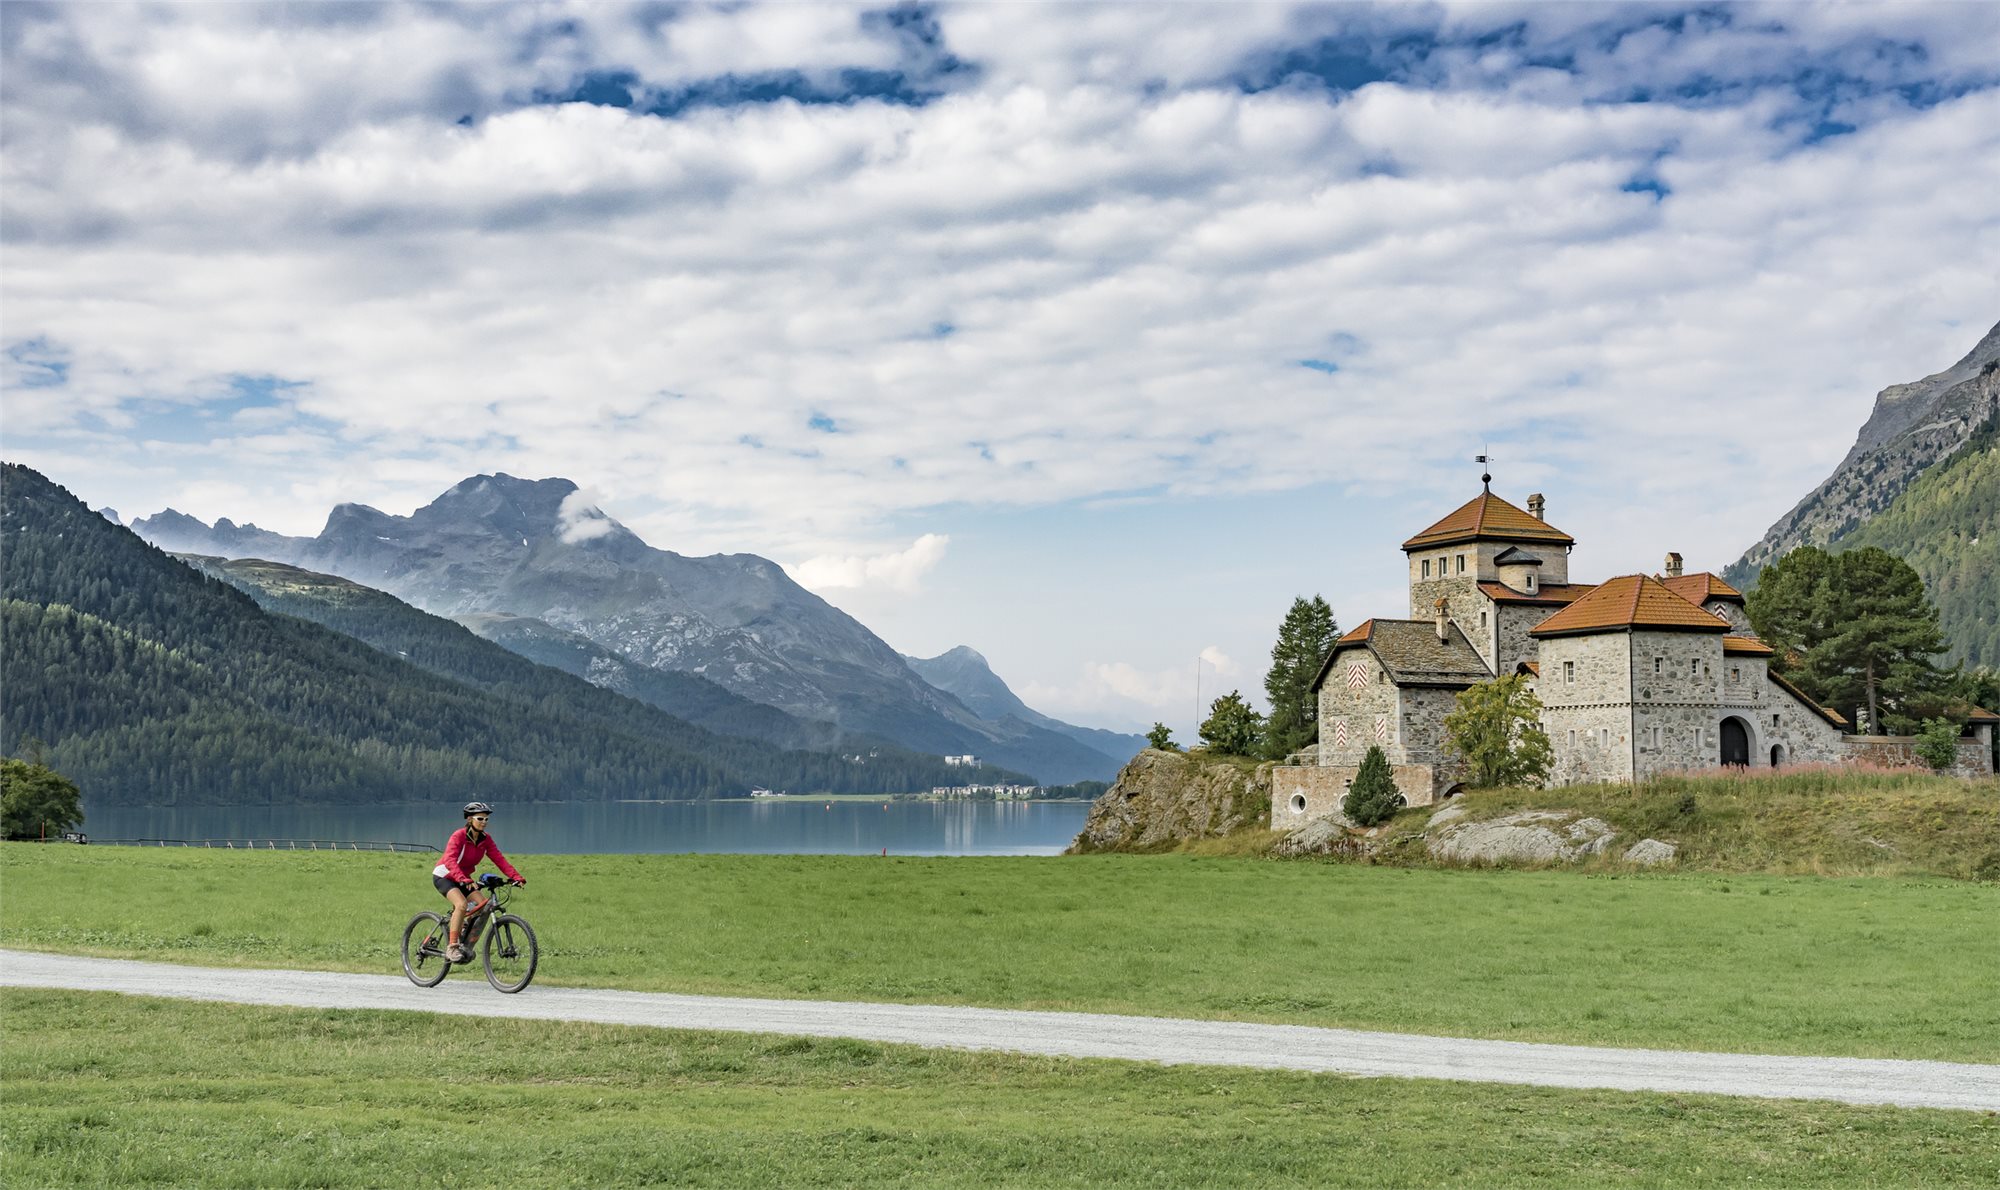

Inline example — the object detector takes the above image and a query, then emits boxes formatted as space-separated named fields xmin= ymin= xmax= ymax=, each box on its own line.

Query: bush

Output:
xmin=1913 ymin=718 xmax=1961 ymax=772
xmin=1342 ymin=746 xmax=1402 ymax=827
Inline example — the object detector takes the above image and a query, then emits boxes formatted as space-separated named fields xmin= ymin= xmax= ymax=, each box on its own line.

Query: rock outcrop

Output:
xmin=1426 ymin=811 xmax=1617 ymax=864
xmin=1067 ymin=750 xmax=1270 ymax=853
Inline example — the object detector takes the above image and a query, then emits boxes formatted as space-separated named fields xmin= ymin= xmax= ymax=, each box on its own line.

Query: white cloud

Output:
xmin=557 ymin=486 xmax=616 ymax=543
xmin=788 ymin=533 xmax=950 ymax=593
xmin=4 ymin=2 xmax=1999 ymax=720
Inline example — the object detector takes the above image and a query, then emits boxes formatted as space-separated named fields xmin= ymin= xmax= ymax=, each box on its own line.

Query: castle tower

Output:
xmin=1403 ymin=486 xmax=1576 ymax=673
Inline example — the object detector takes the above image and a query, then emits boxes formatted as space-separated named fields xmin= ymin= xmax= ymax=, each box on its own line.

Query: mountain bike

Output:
xmin=401 ymin=873 xmax=538 ymax=993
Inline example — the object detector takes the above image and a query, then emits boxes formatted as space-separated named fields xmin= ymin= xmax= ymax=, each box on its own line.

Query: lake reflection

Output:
xmin=79 ymin=798 xmax=1094 ymax=857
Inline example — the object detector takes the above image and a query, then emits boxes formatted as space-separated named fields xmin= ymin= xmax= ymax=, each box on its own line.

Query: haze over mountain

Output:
xmin=1727 ymin=319 xmax=2000 ymax=668
xmin=133 ymin=474 xmax=1134 ymax=782
xmin=905 ymin=647 xmax=1149 ymax=763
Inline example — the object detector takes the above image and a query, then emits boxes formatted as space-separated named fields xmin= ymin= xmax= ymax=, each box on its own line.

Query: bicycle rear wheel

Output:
xmin=401 ymin=911 xmax=452 ymax=987
xmin=483 ymin=914 xmax=538 ymax=993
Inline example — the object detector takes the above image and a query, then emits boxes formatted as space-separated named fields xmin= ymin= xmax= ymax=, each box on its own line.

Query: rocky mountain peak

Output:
xmin=412 ymin=473 xmax=581 ymax=539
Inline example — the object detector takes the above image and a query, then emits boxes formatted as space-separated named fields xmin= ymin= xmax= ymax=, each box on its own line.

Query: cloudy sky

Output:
xmin=4 ymin=2 xmax=1997 ymax=736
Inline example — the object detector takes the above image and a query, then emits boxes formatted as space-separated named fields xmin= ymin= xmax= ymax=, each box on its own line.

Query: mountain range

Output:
xmin=5 ymin=463 xmax=1023 ymax=805
xmin=1727 ymin=319 xmax=2000 ymax=668
xmin=132 ymin=474 xmax=1135 ymax=782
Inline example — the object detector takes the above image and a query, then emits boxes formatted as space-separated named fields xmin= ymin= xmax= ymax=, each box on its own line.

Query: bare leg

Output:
xmin=445 ymin=886 xmax=469 ymax=945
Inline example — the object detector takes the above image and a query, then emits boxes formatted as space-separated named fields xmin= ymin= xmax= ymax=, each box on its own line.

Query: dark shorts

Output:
xmin=434 ymin=873 xmax=469 ymax=898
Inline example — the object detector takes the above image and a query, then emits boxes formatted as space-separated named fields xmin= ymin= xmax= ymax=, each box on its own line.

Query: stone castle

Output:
xmin=1269 ymin=481 xmax=1997 ymax=823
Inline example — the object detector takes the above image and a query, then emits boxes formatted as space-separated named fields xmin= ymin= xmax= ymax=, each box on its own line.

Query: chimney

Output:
xmin=1665 ymin=552 xmax=1684 ymax=579
xmin=1527 ymin=493 xmax=1545 ymax=521
xmin=1434 ymin=596 xmax=1450 ymax=642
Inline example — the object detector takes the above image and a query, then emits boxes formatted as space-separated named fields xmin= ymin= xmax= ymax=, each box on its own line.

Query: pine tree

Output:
xmin=1748 ymin=545 xmax=1947 ymax=732
xmin=1262 ymin=595 xmax=1338 ymax=760
xmin=1342 ymin=745 xmax=1400 ymax=826
xmin=1145 ymin=722 xmax=1178 ymax=751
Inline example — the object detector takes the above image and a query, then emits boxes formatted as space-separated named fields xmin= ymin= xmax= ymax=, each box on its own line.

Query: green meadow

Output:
xmin=4 ymin=843 xmax=1996 ymax=1062
xmin=5 ymin=989 xmax=1996 ymax=1189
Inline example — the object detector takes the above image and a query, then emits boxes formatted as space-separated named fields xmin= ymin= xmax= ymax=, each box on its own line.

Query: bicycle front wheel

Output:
xmin=401 ymin=911 xmax=452 ymax=987
xmin=483 ymin=914 xmax=538 ymax=993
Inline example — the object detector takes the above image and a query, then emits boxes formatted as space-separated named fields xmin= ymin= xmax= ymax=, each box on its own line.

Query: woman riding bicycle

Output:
xmin=432 ymin=801 xmax=525 ymax=962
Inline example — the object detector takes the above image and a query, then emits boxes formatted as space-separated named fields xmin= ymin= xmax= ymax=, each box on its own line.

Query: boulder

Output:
xmin=1623 ymin=838 xmax=1678 ymax=866
xmin=1427 ymin=810 xmax=1616 ymax=865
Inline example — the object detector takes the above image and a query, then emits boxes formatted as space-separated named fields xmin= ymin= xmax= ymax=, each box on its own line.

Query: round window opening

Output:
xmin=1289 ymin=793 xmax=1307 ymax=814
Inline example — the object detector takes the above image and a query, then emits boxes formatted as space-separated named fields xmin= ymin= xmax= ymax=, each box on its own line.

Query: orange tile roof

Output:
xmin=1402 ymin=489 xmax=1575 ymax=550
xmin=1529 ymin=574 xmax=1730 ymax=638
xmin=1518 ymin=661 xmax=1541 ymax=677
xmin=1336 ymin=620 xmax=1375 ymax=645
xmin=1477 ymin=580 xmax=1596 ymax=607
xmin=1662 ymin=572 xmax=1745 ymax=605
xmin=1722 ymin=635 xmax=1774 ymax=656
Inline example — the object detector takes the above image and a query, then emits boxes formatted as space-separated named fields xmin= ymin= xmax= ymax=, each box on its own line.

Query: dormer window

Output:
xmin=1525 ymin=574 xmax=1537 ymax=593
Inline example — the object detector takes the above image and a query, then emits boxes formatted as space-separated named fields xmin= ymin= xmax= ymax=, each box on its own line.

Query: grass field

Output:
xmin=4 ymin=843 xmax=1997 ymax=1062
xmin=5 ymin=989 xmax=1996 ymax=1188
xmin=1369 ymin=768 xmax=2000 ymax=881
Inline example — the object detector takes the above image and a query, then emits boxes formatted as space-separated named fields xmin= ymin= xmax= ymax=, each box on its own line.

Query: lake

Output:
xmin=78 ymin=798 xmax=1096 ymax=857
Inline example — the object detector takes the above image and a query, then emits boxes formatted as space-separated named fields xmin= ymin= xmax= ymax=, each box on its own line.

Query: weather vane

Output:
xmin=1476 ymin=448 xmax=1493 ymax=490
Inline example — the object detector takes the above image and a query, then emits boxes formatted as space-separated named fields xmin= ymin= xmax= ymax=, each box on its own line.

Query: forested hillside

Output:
xmin=1833 ymin=413 xmax=2000 ymax=668
xmin=0 ymin=465 xmax=1022 ymax=805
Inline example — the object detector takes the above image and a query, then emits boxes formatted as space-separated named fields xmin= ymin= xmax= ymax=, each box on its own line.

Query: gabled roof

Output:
xmin=1492 ymin=546 xmax=1544 ymax=566
xmin=1722 ymin=635 xmax=1774 ymax=656
xmin=1312 ymin=619 xmax=1494 ymax=691
xmin=1478 ymin=580 xmax=1596 ymax=607
xmin=1402 ymin=490 xmax=1575 ymax=551
xmin=1529 ymin=574 xmax=1731 ymax=638
xmin=1768 ymin=670 xmax=1849 ymax=729
xmin=1662 ymin=572 xmax=1746 ymax=606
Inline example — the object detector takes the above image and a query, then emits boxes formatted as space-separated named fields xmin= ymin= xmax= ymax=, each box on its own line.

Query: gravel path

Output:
xmin=6 ymin=948 xmax=1996 ymax=1112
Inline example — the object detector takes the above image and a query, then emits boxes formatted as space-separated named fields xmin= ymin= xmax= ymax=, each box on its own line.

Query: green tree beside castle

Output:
xmin=1443 ymin=675 xmax=1553 ymax=788
xmin=1198 ymin=691 xmax=1263 ymax=756
xmin=1261 ymin=595 xmax=1338 ymax=760
xmin=1748 ymin=546 xmax=1947 ymax=733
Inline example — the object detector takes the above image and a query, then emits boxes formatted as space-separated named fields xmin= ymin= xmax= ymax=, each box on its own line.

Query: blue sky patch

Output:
xmin=808 ymin=412 xmax=840 ymax=433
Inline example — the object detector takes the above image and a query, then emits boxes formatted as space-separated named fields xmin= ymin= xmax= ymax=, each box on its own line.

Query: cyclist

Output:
xmin=432 ymin=801 xmax=525 ymax=962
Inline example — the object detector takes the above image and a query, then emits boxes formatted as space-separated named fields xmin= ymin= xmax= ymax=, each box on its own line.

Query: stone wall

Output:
xmin=1707 ymin=600 xmax=1753 ymax=634
xmin=1493 ymin=602 xmax=1547 ymax=676
xmin=1538 ymin=631 xmax=1637 ymax=784
xmin=1841 ymin=735 xmax=1997 ymax=778
xmin=1271 ymin=761 xmax=1452 ymax=821
xmin=1317 ymin=644 xmax=1402 ymax=765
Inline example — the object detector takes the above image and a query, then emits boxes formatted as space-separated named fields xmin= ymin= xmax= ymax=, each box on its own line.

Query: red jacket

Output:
xmin=434 ymin=828 xmax=522 ymax=886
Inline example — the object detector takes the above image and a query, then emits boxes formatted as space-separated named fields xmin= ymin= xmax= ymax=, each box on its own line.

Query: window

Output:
xmin=1651 ymin=726 xmax=1663 ymax=749
xmin=1690 ymin=658 xmax=1701 ymax=678
xmin=1773 ymin=714 xmax=1780 ymax=727
xmin=1422 ymin=559 xmax=1431 ymax=578
xmin=1567 ymin=729 xmax=1577 ymax=748
xmin=1456 ymin=554 xmax=1466 ymax=574
xmin=1480 ymin=610 xmax=1488 ymax=628
xmin=1563 ymin=660 xmax=1575 ymax=684
xmin=1729 ymin=666 xmax=1740 ymax=684
xmin=1654 ymin=656 xmax=1664 ymax=675
xmin=1599 ymin=728 xmax=1610 ymax=748
xmin=1525 ymin=574 xmax=1537 ymax=593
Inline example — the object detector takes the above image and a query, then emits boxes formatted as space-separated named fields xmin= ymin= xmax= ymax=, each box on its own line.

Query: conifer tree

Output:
xmin=1145 ymin=722 xmax=1178 ymax=751
xmin=1262 ymin=595 xmax=1338 ymax=759
xmin=1749 ymin=545 xmax=1946 ymax=732
xmin=1342 ymin=745 xmax=1400 ymax=826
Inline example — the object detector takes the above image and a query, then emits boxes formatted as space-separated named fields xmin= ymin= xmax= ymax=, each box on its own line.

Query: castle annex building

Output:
xmin=1274 ymin=485 xmax=1861 ymax=818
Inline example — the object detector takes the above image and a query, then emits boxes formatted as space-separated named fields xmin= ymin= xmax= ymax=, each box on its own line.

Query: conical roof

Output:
xmin=1402 ymin=490 xmax=1574 ymax=550
xmin=1529 ymin=574 xmax=1730 ymax=638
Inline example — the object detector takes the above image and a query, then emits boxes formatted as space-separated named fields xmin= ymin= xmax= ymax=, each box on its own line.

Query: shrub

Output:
xmin=1342 ymin=746 xmax=1402 ymax=827
xmin=1913 ymin=718 xmax=1961 ymax=772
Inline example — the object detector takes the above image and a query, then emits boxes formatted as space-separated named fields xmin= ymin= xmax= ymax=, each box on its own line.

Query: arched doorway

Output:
xmin=1720 ymin=717 xmax=1750 ymax=767
xmin=1769 ymin=743 xmax=1786 ymax=768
